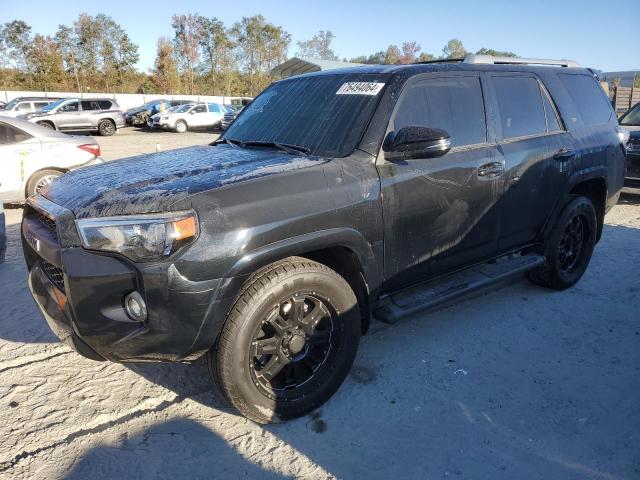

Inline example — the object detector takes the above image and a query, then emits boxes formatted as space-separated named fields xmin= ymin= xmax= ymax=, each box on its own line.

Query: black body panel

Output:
xmin=22 ymin=62 xmax=625 ymax=362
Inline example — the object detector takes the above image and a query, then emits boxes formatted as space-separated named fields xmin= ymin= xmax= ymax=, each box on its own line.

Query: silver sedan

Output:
xmin=0 ymin=117 xmax=103 ymax=202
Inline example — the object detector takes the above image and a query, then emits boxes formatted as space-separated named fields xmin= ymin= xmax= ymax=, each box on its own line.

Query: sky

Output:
xmin=1 ymin=0 xmax=639 ymax=72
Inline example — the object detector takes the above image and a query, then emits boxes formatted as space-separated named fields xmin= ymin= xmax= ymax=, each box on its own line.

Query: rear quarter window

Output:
xmin=98 ymin=101 xmax=113 ymax=109
xmin=557 ymin=74 xmax=613 ymax=126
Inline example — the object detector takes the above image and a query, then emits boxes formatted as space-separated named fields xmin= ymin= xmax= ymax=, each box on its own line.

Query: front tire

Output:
xmin=210 ymin=257 xmax=361 ymax=424
xmin=36 ymin=121 xmax=54 ymax=130
xmin=527 ymin=195 xmax=597 ymax=290
xmin=174 ymin=120 xmax=187 ymax=133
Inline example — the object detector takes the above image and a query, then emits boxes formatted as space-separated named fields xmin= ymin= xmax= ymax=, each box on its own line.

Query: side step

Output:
xmin=374 ymin=253 xmax=545 ymax=324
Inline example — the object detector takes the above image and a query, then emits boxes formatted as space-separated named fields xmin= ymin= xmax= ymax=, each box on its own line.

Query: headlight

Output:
xmin=76 ymin=211 xmax=198 ymax=262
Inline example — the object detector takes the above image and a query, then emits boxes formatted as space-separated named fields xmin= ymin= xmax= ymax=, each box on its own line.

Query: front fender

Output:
xmin=182 ymin=227 xmax=381 ymax=359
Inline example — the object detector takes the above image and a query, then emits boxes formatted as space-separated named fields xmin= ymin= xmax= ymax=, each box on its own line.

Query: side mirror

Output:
xmin=383 ymin=126 xmax=451 ymax=161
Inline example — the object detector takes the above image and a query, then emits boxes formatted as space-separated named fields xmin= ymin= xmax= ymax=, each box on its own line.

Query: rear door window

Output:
xmin=392 ymin=76 xmax=487 ymax=148
xmin=193 ymin=105 xmax=207 ymax=113
xmin=16 ymin=102 xmax=32 ymax=111
xmin=33 ymin=102 xmax=49 ymax=110
xmin=0 ymin=122 xmax=32 ymax=144
xmin=558 ymin=74 xmax=613 ymax=126
xmin=492 ymin=76 xmax=547 ymax=139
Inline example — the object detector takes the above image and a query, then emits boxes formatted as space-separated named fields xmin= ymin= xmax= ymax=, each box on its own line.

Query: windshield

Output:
xmin=621 ymin=104 xmax=640 ymax=126
xmin=42 ymin=99 xmax=69 ymax=112
xmin=172 ymin=104 xmax=192 ymax=113
xmin=3 ymin=99 xmax=21 ymax=110
xmin=224 ymin=73 xmax=387 ymax=157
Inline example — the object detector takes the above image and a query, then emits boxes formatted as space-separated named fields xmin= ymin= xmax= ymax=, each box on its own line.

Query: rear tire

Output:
xmin=526 ymin=196 xmax=597 ymax=290
xmin=36 ymin=121 xmax=54 ymax=130
xmin=98 ymin=119 xmax=116 ymax=136
xmin=175 ymin=120 xmax=187 ymax=133
xmin=209 ymin=256 xmax=360 ymax=424
xmin=26 ymin=169 xmax=63 ymax=197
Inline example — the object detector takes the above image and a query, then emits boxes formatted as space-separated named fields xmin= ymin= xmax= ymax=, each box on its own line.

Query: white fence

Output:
xmin=1 ymin=91 xmax=252 ymax=111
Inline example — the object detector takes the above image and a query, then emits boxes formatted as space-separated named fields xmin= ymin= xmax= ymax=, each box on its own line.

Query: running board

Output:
xmin=374 ymin=254 xmax=545 ymax=324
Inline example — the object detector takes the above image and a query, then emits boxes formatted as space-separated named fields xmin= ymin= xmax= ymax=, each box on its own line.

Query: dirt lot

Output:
xmin=1 ymin=130 xmax=639 ymax=479
xmin=96 ymin=126 xmax=218 ymax=160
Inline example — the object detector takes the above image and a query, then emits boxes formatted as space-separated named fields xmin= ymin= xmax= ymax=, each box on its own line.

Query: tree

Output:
xmin=398 ymin=41 xmax=421 ymax=64
xmin=172 ymin=14 xmax=201 ymax=94
xmin=2 ymin=20 xmax=33 ymax=86
xmin=349 ymin=51 xmax=386 ymax=64
xmin=95 ymin=14 xmax=139 ymax=93
xmin=231 ymin=15 xmax=290 ymax=95
xmin=475 ymin=47 xmax=517 ymax=57
xmin=197 ymin=16 xmax=234 ymax=94
xmin=384 ymin=45 xmax=401 ymax=64
xmin=29 ymin=34 xmax=65 ymax=92
xmin=417 ymin=52 xmax=435 ymax=62
xmin=296 ymin=30 xmax=338 ymax=60
xmin=73 ymin=13 xmax=103 ymax=87
xmin=54 ymin=25 xmax=81 ymax=92
xmin=441 ymin=38 xmax=468 ymax=59
xmin=150 ymin=37 xmax=181 ymax=94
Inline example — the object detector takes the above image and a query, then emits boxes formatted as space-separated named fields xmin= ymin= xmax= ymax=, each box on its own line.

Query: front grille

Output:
xmin=42 ymin=261 xmax=65 ymax=292
xmin=37 ymin=213 xmax=58 ymax=241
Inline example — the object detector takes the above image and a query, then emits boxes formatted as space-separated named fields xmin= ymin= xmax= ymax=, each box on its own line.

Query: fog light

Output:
xmin=124 ymin=291 xmax=147 ymax=321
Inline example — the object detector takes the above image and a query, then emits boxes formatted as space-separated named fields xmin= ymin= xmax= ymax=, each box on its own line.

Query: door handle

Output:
xmin=553 ymin=148 xmax=576 ymax=161
xmin=477 ymin=161 xmax=504 ymax=178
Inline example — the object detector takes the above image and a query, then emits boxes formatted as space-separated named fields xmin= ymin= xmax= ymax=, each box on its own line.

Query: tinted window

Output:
xmin=60 ymin=101 xmax=79 ymax=112
xmin=0 ymin=122 xmax=32 ymax=145
xmin=225 ymin=74 xmax=386 ymax=157
xmin=541 ymin=87 xmax=562 ymax=133
xmin=98 ymin=100 xmax=112 ymax=109
xmin=493 ymin=76 xmax=546 ymax=139
xmin=558 ymin=74 xmax=612 ymax=126
xmin=33 ymin=102 xmax=49 ymax=109
xmin=393 ymin=76 xmax=486 ymax=147
xmin=81 ymin=101 xmax=97 ymax=111
xmin=208 ymin=103 xmax=221 ymax=113
xmin=193 ymin=105 xmax=207 ymax=113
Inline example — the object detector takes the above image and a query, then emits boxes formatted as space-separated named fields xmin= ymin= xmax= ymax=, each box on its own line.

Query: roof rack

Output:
xmin=463 ymin=55 xmax=580 ymax=68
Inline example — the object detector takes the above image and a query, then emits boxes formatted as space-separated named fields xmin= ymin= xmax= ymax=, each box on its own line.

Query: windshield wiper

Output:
xmin=240 ymin=141 xmax=310 ymax=156
xmin=212 ymin=137 xmax=243 ymax=149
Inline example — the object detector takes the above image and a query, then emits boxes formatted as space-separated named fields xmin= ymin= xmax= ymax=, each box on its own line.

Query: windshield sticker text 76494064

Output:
xmin=336 ymin=82 xmax=385 ymax=96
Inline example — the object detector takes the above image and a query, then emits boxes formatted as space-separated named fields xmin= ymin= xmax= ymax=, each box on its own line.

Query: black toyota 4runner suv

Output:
xmin=22 ymin=56 xmax=625 ymax=423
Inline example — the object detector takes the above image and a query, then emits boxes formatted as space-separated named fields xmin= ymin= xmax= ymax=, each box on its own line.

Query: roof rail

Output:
xmin=463 ymin=55 xmax=580 ymax=68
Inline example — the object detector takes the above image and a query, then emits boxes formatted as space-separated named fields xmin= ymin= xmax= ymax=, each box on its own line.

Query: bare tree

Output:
xmin=172 ymin=14 xmax=201 ymax=94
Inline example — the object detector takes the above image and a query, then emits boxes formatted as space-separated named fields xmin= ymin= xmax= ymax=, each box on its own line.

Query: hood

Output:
xmin=125 ymin=106 xmax=148 ymax=116
xmin=42 ymin=144 xmax=327 ymax=218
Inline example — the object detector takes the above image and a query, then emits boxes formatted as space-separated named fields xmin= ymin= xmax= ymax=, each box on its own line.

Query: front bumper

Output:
xmin=22 ymin=197 xmax=234 ymax=363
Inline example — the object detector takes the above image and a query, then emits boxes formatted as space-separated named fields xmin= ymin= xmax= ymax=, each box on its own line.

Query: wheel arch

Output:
xmin=226 ymin=228 xmax=380 ymax=335
xmin=35 ymin=119 xmax=56 ymax=129
xmin=568 ymin=176 xmax=607 ymax=242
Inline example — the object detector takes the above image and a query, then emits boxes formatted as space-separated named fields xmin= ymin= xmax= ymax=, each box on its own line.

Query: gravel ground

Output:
xmin=0 ymin=132 xmax=639 ymax=478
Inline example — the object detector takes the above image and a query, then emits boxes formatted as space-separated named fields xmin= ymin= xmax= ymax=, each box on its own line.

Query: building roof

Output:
xmin=271 ymin=57 xmax=365 ymax=77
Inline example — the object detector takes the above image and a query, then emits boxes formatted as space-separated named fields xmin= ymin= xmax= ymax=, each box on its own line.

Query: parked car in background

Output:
xmin=0 ymin=117 xmax=102 ymax=201
xmin=618 ymin=102 xmax=639 ymax=192
xmin=0 ymin=97 xmax=63 ymax=118
xmin=152 ymin=102 xmax=227 ymax=132
xmin=125 ymin=99 xmax=192 ymax=127
xmin=220 ymin=105 xmax=244 ymax=130
xmin=21 ymin=98 xmax=125 ymax=136
xmin=22 ymin=56 xmax=625 ymax=424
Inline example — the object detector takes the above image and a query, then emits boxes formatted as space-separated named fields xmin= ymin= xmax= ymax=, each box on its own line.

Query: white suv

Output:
xmin=0 ymin=97 xmax=62 ymax=118
xmin=152 ymin=102 xmax=228 ymax=133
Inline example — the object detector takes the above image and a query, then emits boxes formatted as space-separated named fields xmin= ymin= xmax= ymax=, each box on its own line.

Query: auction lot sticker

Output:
xmin=336 ymin=82 xmax=385 ymax=95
